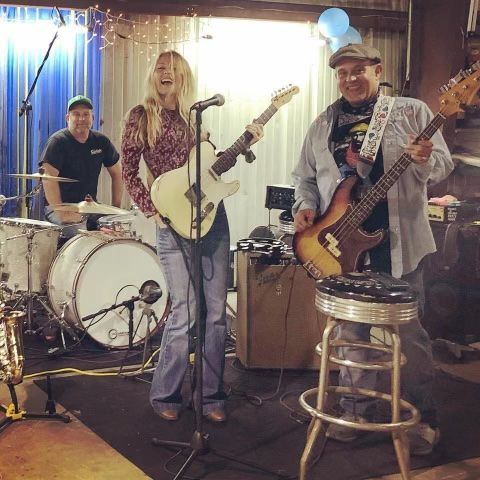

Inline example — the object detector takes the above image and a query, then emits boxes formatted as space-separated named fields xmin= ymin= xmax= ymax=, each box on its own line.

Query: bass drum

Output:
xmin=47 ymin=233 xmax=170 ymax=349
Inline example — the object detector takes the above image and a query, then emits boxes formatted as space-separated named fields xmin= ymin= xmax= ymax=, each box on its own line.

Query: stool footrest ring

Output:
xmin=316 ymin=340 xmax=407 ymax=370
xmin=300 ymin=386 xmax=420 ymax=433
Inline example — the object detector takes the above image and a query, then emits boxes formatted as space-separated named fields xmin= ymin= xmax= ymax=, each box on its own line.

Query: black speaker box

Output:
xmin=236 ymin=252 xmax=325 ymax=369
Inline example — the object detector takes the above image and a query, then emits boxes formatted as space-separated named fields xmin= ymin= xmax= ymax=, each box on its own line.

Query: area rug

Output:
xmin=35 ymin=360 xmax=480 ymax=480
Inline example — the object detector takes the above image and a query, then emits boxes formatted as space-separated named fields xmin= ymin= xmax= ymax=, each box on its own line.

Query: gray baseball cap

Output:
xmin=329 ymin=43 xmax=382 ymax=69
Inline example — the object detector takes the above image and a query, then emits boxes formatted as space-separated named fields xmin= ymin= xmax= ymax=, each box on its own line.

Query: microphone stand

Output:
xmin=17 ymin=25 xmax=61 ymax=218
xmin=152 ymin=107 xmax=289 ymax=479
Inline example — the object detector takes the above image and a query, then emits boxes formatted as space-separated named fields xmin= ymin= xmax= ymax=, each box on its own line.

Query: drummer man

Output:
xmin=40 ymin=95 xmax=123 ymax=236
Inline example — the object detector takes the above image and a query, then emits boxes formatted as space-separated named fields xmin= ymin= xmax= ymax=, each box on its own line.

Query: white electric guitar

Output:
xmin=150 ymin=85 xmax=299 ymax=238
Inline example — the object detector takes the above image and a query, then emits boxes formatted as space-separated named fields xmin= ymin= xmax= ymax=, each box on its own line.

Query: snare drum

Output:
xmin=98 ymin=210 xmax=156 ymax=246
xmin=47 ymin=233 xmax=170 ymax=348
xmin=0 ymin=218 xmax=60 ymax=293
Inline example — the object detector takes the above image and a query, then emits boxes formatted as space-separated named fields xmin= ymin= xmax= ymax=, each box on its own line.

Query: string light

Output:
xmin=87 ymin=6 xmax=200 ymax=50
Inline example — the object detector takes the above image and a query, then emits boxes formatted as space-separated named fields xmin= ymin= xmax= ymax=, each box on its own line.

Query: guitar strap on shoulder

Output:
xmin=357 ymin=94 xmax=395 ymax=179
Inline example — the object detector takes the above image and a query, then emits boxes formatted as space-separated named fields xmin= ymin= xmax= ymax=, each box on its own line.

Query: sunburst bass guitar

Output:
xmin=150 ymin=86 xmax=299 ymax=238
xmin=293 ymin=61 xmax=480 ymax=280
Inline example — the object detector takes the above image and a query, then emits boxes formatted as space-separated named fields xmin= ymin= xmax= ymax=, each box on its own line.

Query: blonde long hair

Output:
xmin=127 ymin=51 xmax=196 ymax=149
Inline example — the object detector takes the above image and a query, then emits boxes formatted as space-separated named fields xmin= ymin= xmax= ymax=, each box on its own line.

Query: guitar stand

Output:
xmin=0 ymin=376 xmax=70 ymax=434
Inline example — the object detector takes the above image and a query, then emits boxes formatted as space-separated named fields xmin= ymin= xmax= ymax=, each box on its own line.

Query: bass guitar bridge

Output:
xmin=303 ymin=261 xmax=323 ymax=280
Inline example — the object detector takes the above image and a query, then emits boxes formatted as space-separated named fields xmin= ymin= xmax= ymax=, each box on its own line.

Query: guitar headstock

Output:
xmin=271 ymin=85 xmax=300 ymax=109
xmin=438 ymin=61 xmax=480 ymax=117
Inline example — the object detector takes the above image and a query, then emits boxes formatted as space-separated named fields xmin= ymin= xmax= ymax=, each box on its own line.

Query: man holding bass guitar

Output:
xmin=292 ymin=44 xmax=453 ymax=455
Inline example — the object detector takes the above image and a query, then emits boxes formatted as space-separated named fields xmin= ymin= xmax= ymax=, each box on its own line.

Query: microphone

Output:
xmin=139 ymin=280 xmax=163 ymax=304
xmin=191 ymin=94 xmax=225 ymax=111
xmin=54 ymin=6 xmax=66 ymax=27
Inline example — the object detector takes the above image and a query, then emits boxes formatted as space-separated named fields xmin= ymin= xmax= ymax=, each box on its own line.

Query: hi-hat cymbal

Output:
xmin=52 ymin=200 xmax=129 ymax=215
xmin=9 ymin=172 xmax=79 ymax=182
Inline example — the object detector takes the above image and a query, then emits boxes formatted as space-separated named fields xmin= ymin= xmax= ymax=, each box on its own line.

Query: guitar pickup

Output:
xmin=191 ymin=202 xmax=215 ymax=229
xmin=185 ymin=183 xmax=206 ymax=205
xmin=327 ymin=244 xmax=341 ymax=257
xmin=325 ymin=233 xmax=341 ymax=257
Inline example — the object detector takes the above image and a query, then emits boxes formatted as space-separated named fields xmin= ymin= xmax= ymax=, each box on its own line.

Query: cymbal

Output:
xmin=9 ymin=172 xmax=79 ymax=182
xmin=52 ymin=200 xmax=130 ymax=215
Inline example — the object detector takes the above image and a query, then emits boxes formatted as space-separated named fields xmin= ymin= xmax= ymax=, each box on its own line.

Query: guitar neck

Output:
xmin=212 ymin=104 xmax=278 ymax=176
xmin=350 ymin=111 xmax=447 ymax=226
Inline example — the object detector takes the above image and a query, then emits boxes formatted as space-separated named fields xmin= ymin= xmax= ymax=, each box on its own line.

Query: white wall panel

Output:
xmin=99 ymin=14 xmax=406 ymax=244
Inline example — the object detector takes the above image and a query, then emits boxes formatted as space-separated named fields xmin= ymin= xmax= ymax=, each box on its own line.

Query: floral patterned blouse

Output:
xmin=121 ymin=105 xmax=194 ymax=216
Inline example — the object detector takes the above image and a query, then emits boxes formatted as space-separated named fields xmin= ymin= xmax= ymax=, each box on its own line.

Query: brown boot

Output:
xmin=204 ymin=409 xmax=227 ymax=423
xmin=159 ymin=410 xmax=179 ymax=421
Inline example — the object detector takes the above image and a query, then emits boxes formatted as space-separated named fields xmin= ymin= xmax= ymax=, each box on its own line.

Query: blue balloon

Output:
xmin=328 ymin=27 xmax=363 ymax=54
xmin=318 ymin=8 xmax=349 ymax=38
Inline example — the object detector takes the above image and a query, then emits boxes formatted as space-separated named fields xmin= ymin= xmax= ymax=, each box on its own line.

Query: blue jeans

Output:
xmin=337 ymin=266 xmax=437 ymax=426
xmin=149 ymin=206 xmax=229 ymax=415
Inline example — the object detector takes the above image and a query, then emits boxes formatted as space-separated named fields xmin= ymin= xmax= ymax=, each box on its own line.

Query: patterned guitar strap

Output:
xmin=357 ymin=94 xmax=396 ymax=179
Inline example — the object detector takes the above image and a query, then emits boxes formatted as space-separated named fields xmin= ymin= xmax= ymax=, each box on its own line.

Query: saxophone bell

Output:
xmin=0 ymin=307 xmax=26 ymax=385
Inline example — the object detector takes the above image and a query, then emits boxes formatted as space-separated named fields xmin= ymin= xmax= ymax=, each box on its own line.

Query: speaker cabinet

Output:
xmin=236 ymin=252 xmax=325 ymax=369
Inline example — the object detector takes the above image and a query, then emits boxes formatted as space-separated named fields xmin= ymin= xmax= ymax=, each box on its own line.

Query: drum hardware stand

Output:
xmin=0 ymin=376 xmax=70 ymax=433
xmin=10 ymin=227 xmax=66 ymax=337
xmin=151 ymin=106 xmax=289 ymax=480
xmin=44 ymin=301 xmax=79 ymax=351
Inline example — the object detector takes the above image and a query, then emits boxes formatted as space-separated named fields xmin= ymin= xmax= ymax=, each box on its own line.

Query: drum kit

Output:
xmin=0 ymin=171 xmax=169 ymax=351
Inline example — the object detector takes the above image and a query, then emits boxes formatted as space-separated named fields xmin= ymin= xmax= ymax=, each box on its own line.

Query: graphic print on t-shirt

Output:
xmin=333 ymin=122 xmax=369 ymax=177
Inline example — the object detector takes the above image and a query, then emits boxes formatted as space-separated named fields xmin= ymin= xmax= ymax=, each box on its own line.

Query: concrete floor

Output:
xmin=0 ymin=381 xmax=150 ymax=480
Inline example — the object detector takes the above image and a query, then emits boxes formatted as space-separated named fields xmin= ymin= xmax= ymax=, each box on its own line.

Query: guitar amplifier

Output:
xmin=236 ymin=251 xmax=325 ymax=370
xmin=428 ymin=201 xmax=480 ymax=223
xmin=265 ymin=184 xmax=295 ymax=211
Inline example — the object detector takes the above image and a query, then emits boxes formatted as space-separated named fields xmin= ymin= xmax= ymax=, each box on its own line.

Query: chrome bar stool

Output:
xmin=299 ymin=272 xmax=421 ymax=480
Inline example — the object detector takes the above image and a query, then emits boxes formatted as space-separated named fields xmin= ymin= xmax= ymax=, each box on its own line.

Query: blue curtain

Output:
xmin=0 ymin=6 xmax=102 ymax=217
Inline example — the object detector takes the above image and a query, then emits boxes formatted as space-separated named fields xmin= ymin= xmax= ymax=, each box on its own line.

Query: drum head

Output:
xmin=49 ymin=236 xmax=170 ymax=348
xmin=78 ymin=240 xmax=168 ymax=348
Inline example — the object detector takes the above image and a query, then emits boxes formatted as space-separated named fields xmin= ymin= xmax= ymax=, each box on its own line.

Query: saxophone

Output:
xmin=0 ymin=307 xmax=25 ymax=385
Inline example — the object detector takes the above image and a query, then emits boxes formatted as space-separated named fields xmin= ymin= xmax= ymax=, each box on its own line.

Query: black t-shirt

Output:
xmin=332 ymin=97 xmax=391 ymax=273
xmin=39 ymin=128 xmax=119 ymax=204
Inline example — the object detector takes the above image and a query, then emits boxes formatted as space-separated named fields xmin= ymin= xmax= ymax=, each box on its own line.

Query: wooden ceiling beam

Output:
xmin=1 ymin=0 xmax=407 ymax=30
